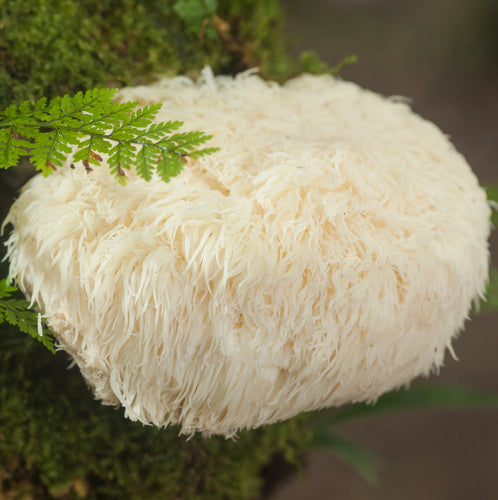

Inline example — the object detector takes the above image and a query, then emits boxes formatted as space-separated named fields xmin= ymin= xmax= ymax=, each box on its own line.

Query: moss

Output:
xmin=0 ymin=0 xmax=296 ymax=109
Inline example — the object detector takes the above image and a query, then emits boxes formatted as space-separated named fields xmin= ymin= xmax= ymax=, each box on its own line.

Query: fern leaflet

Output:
xmin=0 ymin=88 xmax=218 ymax=182
xmin=0 ymin=279 xmax=55 ymax=353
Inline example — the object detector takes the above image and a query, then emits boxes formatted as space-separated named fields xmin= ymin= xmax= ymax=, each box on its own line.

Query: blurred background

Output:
xmin=272 ymin=0 xmax=498 ymax=499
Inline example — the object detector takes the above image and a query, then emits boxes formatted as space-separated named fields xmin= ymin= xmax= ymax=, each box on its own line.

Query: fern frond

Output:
xmin=0 ymin=128 xmax=32 ymax=167
xmin=0 ymin=88 xmax=218 ymax=183
xmin=108 ymin=141 xmax=137 ymax=180
xmin=157 ymin=154 xmax=186 ymax=183
xmin=190 ymin=147 xmax=220 ymax=159
xmin=0 ymin=279 xmax=55 ymax=353
xmin=163 ymin=130 xmax=213 ymax=154
xmin=0 ymin=279 xmax=18 ymax=298
xmin=136 ymin=145 xmax=160 ymax=181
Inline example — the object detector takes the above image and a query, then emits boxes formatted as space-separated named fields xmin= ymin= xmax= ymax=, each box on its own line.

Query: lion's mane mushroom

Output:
xmin=3 ymin=68 xmax=491 ymax=436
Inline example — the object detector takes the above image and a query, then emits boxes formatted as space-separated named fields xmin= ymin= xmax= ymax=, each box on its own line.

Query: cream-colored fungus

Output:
xmin=3 ymin=68 xmax=491 ymax=436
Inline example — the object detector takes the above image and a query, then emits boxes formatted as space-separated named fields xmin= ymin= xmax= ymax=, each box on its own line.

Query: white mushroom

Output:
xmin=3 ymin=68 xmax=491 ymax=436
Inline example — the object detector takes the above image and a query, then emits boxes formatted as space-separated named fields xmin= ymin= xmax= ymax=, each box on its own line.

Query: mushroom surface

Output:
xmin=3 ymin=68 xmax=491 ymax=436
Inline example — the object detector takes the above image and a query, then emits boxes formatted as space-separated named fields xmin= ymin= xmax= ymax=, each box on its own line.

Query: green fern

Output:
xmin=0 ymin=88 xmax=218 ymax=183
xmin=0 ymin=279 xmax=55 ymax=353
